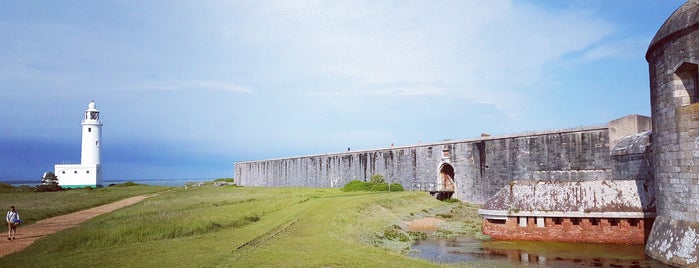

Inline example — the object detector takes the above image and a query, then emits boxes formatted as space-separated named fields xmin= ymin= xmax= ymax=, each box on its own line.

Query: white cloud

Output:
xmin=218 ymin=0 xmax=613 ymax=117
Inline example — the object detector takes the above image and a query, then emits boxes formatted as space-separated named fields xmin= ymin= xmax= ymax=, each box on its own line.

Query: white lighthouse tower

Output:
xmin=54 ymin=101 xmax=103 ymax=188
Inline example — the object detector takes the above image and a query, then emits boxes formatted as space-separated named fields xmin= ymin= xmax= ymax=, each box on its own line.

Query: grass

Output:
xmin=1 ymin=186 xmax=461 ymax=267
xmin=0 ymin=185 xmax=169 ymax=230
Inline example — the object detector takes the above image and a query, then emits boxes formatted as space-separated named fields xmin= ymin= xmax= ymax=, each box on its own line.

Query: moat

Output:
xmin=410 ymin=236 xmax=670 ymax=267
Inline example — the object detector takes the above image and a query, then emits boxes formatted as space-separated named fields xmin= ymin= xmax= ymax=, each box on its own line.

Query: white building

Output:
xmin=54 ymin=101 xmax=103 ymax=188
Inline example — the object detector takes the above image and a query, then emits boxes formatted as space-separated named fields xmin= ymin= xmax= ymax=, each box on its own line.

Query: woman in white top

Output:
xmin=6 ymin=206 xmax=20 ymax=240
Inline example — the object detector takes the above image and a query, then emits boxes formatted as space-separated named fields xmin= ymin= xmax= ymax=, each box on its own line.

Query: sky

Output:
xmin=0 ymin=0 xmax=688 ymax=181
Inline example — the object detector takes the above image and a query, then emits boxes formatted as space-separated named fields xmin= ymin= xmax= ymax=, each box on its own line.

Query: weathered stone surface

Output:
xmin=235 ymin=121 xmax=652 ymax=204
xmin=480 ymin=180 xmax=655 ymax=214
xmin=646 ymin=216 xmax=699 ymax=266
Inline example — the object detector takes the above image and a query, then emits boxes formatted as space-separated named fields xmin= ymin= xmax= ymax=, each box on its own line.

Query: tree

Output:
xmin=37 ymin=172 xmax=63 ymax=192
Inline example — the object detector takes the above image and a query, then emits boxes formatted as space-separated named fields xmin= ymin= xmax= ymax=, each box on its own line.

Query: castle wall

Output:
xmin=235 ymin=126 xmax=625 ymax=204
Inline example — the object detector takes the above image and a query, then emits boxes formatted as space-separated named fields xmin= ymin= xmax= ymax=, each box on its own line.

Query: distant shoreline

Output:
xmin=1 ymin=178 xmax=214 ymax=187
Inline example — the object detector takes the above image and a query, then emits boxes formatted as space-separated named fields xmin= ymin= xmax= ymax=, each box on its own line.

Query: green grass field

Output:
xmin=0 ymin=186 xmax=481 ymax=267
xmin=0 ymin=185 xmax=170 ymax=230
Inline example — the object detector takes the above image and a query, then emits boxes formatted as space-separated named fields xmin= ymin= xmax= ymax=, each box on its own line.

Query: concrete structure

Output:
xmin=478 ymin=180 xmax=655 ymax=244
xmin=235 ymin=114 xmax=651 ymax=204
xmin=54 ymin=101 xmax=103 ymax=188
xmin=645 ymin=1 xmax=699 ymax=266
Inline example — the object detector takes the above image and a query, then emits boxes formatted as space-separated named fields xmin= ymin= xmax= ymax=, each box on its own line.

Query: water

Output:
xmin=409 ymin=236 xmax=671 ymax=267
xmin=2 ymin=178 xmax=213 ymax=187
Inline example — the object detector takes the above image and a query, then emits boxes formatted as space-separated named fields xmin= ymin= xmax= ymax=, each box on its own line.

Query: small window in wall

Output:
xmin=571 ymin=218 xmax=581 ymax=225
xmin=86 ymin=170 xmax=90 ymax=174
xmin=675 ymin=62 xmax=699 ymax=104
xmin=62 ymin=171 xmax=65 ymax=174
xmin=74 ymin=171 xmax=78 ymax=174
xmin=487 ymin=219 xmax=506 ymax=225
xmin=610 ymin=219 xmax=619 ymax=226
xmin=553 ymin=218 xmax=563 ymax=225
xmin=590 ymin=218 xmax=600 ymax=226
xmin=88 ymin=128 xmax=92 ymax=132
xmin=536 ymin=217 xmax=545 ymax=228
xmin=96 ymin=141 xmax=99 ymax=146
xmin=629 ymin=219 xmax=639 ymax=227
xmin=519 ymin=217 xmax=527 ymax=227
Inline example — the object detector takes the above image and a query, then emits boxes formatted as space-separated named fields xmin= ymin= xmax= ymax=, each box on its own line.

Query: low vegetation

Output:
xmin=341 ymin=174 xmax=405 ymax=192
xmin=2 ymin=186 xmax=463 ymax=267
xmin=213 ymin=177 xmax=235 ymax=183
xmin=0 ymin=185 xmax=168 ymax=230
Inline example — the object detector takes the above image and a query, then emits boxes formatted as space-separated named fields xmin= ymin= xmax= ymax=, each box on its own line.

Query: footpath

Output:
xmin=0 ymin=194 xmax=156 ymax=257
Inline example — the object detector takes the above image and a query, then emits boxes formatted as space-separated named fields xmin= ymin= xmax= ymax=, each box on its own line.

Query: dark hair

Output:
xmin=10 ymin=206 xmax=14 ymax=210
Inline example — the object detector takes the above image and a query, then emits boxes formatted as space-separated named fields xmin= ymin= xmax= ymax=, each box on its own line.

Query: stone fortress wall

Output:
xmin=234 ymin=115 xmax=652 ymax=204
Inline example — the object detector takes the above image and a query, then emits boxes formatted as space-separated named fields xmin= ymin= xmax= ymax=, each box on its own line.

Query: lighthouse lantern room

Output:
xmin=54 ymin=101 xmax=103 ymax=188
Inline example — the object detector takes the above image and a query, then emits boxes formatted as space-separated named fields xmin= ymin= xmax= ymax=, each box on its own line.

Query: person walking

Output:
xmin=6 ymin=206 xmax=20 ymax=240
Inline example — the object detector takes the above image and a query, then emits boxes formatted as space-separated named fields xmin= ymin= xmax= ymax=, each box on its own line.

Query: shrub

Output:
xmin=389 ymin=183 xmax=404 ymax=191
xmin=382 ymin=225 xmax=410 ymax=242
xmin=213 ymin=178 xmax=235 ymax=183
xmin=341 ymin=180 xmax=370 ymax=192
xmin=35 ymin=184 xmax=64 ymax=192
xmin=443 ymin=198 xmax=460 ymax=203
xmin=369 ymin=183 xmax=389 ymax=192
xmin=370 ymin=174 xmax=385 ymax=184
xmin=0 ymin=183 xmax=15 ymax=193
xmin=341 ymin=175 xmax=405 ymax=192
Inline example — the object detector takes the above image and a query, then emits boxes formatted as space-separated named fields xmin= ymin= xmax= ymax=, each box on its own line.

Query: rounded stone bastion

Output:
xmin=645 ymin=0 xmax=699 ymax=266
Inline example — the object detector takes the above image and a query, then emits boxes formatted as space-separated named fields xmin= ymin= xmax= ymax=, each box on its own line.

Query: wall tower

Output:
xmin=645 ymin=1 xmax=699 ymax=266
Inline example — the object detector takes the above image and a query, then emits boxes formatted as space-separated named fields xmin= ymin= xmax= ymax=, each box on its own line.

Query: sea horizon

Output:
xmin=1 ymin=178 xmax=215 ymax=187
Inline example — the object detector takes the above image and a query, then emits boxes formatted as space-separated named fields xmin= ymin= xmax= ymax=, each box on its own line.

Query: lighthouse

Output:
xmin=54 ymin=101 xmax=104 ymax=188
xmin=81 ymin=101 xmax=102 ymax=165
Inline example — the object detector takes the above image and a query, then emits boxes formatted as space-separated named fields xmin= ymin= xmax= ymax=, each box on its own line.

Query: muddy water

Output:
xmin=409 ymin=236 xmax=671 ymax=267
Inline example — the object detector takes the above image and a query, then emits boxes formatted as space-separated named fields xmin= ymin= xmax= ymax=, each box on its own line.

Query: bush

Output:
xmin=35 ymin=184 xmax=64 ymax=192
xmin=369 ymin=183 xmax=388 ymax=192
xmin=341 ymin=177 xmax=404 ymax=192
xmin=370 ymin=174 xmax=385 ymax=184
xmin=382 ymin=225 xmax=410 ymax=242
xmin=213 ymin=178 xmax=235 ymax=183
xmin=341 ymin=180 xmax=370 ymax=192
xmin=389 ymin=183 xmax=404 ymax=191
xmin=0 ymin=183 xmax=15 ymax=193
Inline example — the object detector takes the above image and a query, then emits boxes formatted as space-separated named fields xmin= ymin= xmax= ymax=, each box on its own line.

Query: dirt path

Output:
xmin=0 ymin=194 xmax=157 ymax=257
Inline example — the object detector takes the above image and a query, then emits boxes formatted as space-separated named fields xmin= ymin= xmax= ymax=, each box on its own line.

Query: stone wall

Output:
xmin=235 ymin=123 xmax=654 ymax=204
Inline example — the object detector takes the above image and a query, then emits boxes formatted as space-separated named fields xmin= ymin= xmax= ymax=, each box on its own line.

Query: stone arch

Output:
xmin=436 ymin=162 xmax=455 ymax=200
xmin=674 ymin=61 xmax=699 ymax=105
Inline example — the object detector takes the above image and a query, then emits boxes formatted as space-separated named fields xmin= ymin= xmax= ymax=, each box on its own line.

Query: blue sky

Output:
xmin=0 ymin=0 xmax=687 ymax=181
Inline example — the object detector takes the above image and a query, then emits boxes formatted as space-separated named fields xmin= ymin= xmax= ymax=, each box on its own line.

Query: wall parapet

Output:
xmin=236 ymin=124 xmax=609 ymax=165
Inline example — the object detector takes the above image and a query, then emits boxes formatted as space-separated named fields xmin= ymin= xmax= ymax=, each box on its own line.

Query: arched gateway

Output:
xmin=432 ymin=162 xmax=455 ymax=200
